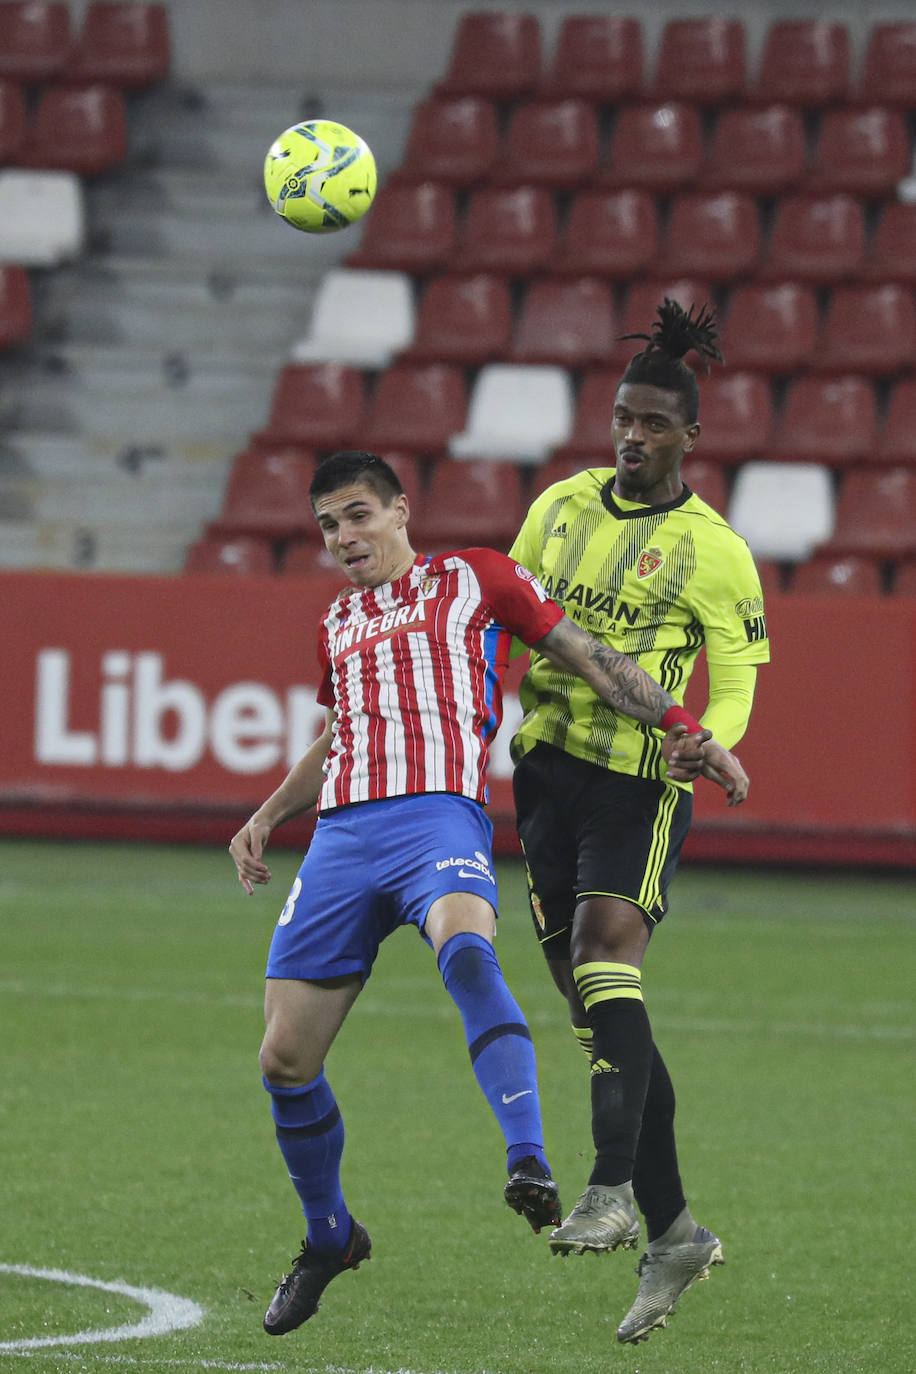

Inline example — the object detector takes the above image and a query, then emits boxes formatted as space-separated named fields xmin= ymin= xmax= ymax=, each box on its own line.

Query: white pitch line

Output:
xmin=0 ymin=1263 xmax=204 ymax=1352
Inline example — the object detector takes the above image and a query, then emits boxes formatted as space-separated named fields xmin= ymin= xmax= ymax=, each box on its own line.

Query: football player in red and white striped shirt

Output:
xmin=229 ymin=451 xmax=746 ymax=1336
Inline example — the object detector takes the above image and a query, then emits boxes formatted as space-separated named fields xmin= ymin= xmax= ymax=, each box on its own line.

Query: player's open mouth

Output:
xmin=619 ymin=449 xmax=643 ymax=467
xmin=346 ymin=554 xmax=370 ymax=568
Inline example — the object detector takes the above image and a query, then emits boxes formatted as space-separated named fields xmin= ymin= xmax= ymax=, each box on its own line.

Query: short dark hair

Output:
xmin=618 ymin=298 xmax=723 ymax=424
xmin=309 ymin=450 xmax=404 ymax=508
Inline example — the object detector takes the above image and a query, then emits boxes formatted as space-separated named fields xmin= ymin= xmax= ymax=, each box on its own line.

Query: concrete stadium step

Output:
xmin=0 ymin=515 xmax=206 ymax=572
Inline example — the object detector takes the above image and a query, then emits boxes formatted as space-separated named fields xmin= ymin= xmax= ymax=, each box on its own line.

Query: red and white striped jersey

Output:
xmin=315 ymin=548 xmax=563 ymax=812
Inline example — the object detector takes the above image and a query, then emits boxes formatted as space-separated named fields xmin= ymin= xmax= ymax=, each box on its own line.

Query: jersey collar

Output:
xmin=600 ymin=473 xmax=693 ymax=519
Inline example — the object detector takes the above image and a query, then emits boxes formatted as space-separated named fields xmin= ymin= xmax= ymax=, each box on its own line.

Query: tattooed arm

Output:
xmin=532 ymin=616 xmax=674 ymax=725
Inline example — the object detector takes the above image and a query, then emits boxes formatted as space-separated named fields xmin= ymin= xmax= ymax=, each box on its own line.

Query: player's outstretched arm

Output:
xmin=229 ymin=710 xmax=334 ymax=894
xmin=533 ymin=618 xmax=749 ymax=805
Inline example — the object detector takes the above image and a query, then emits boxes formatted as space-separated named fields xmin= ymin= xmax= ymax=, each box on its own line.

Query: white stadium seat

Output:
xmin=728 ymin=461 xmax=835 ymax=561
xmin=0 ymin=170 xmax=85 ymax=266
xmin=290 ymin=268 xmax=415 ymax=368
xmin=448 ymin=363 xmax=574 ymax=463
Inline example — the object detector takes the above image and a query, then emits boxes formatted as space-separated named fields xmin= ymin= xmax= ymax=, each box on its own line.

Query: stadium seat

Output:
xmin=211 ymin=447 xmax=317 ymax=541
xmin=541 ymin=15 xmax=643 ymax=102
xmin=372 ymin=450 xmax=427 ymax=512
xmin=699 ymin=105 xmax=806 ymax=195
xmin=437 ymin=12 xmax=542 ymax=100
xmin=877 ymin=380 xmax=916 ymax=466
xmin=648 ymin=18 xmax=746 ymax=105
xmin=609 ymin=278 xmax=713 ymax=368
xmin=752 ymin=21 xmax=850 ymax=106
xmin=345 ymin=181 xmax=455 ymax=274
xmin=403 ymin=273 xmax=511 ymax=367
xmin=361 ymin=363 xmax=468 ymax=455
xmin=254 ymin=363 xmax=366 ymax=450
xmin=69 ymin=2 xmax=170 ymax=88
xmin=290 ymin=269 xmax=415 ymax=368
xmin=769 ymin=376 xmax=878 ymax=466
xmin=548 ymin=189 xmax=658 ymax=279
xmin=751 ymin=557 xmax=783 ymax=598
xmin=860 ymin=204 xmax=916 ymax=285
xmin=692 ymin=373 xmax=773 ymax=463
xmin=0 ymin=169 xmax=85 ymax=265
xmin=283 ymin=541 xmax=348 ymax=578
xmin=394 ymin=95 xmax=498 ymax=186
xmin=893 ymin=559 xmax=916 ymax=594
xmin=0 ymin=2 xmax=69 ymax=82
xmin=0 ymin=80 xmax=26 ymax=162
xmin=450 ymin=186 xmax=557 ymax=275
xmin=597 ymin=102 xmax=703 ymax=193
xmin=22 ymin=84 xmax=128 ymax=178
xmin=490 ymin=98 xmax=599 ymax=188
xmin=411 ymin=459 xmax=525 ymax=552
xmin=529 ymin=453 xmax=600 ymax=498
xmin=728 ymin=462 xmax=835 ymax=561
xmin=757 ymin=194 xmax=865 ymax=284
xmin=721 ymin=283 xmax=818 ymax=374
xmin=790 ymin=553 xmax=883 ymax=595
xmin=813 ymin=286 xmax=916 ymax=377
xmin=0 ymin=263 xmax=32 ymax=348
xmin=184 ymin=534 xmax=275 ymax=575
xmin=652 ymin=192 xmax=760 ymax=282
xmin=828 ymin=467 xmax=916 ymax=557
xmin=509 ymin=277 xmax=616 ymax=368
xmin=679 ymin=458 xmax=728 ymax=512
xmin=551 ymin=368 xmax=616 ymax=463
xmin=449 ymin=363 xmax=574 ymax=464
xmin=860 ymin=23 xmax=916 ymax=106
xmin=806 ymin=108 xmax=909 ymax=198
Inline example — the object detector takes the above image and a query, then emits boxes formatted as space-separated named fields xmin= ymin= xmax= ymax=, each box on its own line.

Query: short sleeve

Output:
xmin=460 ymin=547 xmax=564 ymax=644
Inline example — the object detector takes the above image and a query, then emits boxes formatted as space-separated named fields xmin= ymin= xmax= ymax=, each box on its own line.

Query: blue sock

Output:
xmin=265 ymin=1072 xmax=351 ymax=1254
xmin=438 ymin=932 xmax=550 ymax=1177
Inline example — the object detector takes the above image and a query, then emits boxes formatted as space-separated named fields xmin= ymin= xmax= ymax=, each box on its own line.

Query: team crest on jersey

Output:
xmin=637 ymin=546 xmax=664 ymax=579
xmin=514 ymin=563 xmax=549 ymax=601
xmin=529 ymin=888 xmax=546 ymax=931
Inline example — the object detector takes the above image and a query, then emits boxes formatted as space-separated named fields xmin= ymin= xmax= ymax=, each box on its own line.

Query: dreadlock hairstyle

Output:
xmin=618 ymin=298 xmax=724 ymax=424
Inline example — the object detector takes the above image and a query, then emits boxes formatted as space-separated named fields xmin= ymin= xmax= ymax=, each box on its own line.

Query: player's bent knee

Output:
xmin=259 ymin=1038 xmax=320 ymax=1088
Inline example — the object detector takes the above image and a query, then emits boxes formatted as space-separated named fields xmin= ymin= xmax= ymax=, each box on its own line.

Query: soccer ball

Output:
xmin=263 ymin=119 xmax=377 ymax=234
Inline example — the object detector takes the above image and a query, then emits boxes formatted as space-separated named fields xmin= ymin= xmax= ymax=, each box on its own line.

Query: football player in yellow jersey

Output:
xmin=509 ymin=300 xmax=770 ymax=1345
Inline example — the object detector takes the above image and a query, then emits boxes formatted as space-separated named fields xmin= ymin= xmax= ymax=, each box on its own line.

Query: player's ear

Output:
xmin=394 ymin=493 xmax=409 ymax=527
xmin=683 ymin=421 xmax=700 ymax=453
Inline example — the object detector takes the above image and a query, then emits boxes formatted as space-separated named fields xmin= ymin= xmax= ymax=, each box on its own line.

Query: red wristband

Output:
xmin=660 ymin=705 xmax=704 ymax=735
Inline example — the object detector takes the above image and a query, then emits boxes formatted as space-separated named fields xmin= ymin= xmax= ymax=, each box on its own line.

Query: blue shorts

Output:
xmin=265 ymin=793 xmax=498 ymax=982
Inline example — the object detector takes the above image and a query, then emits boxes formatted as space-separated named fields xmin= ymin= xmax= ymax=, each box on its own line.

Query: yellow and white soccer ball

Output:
xmin=263 ymin=119 xmax=377 ymax=233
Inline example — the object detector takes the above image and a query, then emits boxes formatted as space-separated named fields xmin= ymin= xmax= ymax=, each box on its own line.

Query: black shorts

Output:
xmin=513 ymin=742 xmax=692 ymax=959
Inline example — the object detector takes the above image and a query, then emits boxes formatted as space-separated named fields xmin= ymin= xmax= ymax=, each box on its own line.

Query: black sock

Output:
xmin=633 ymin=1043 xmax=688 ymax=1241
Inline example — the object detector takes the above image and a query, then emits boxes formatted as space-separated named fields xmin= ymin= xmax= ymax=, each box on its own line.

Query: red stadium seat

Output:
xmin=721 ymin=283 xmax=818 ymax=375
xmin=693 ymin=373 xmax=773 ymax=463
xmin=679 ymin=458 xmax=728 ymax=512
xmin=437 ymin=12 xmax=542 ymax=100
xmin=860 ymin=204 xmax=916 ymax=286
xmin=403 ymin=274 xmax=511 ymax=367
xmin=877 ymin=380 xmax=916 ymax=466
xmin=828 ymin=468 xmax=916 ymax=557
xmin=22 ymin=84 xmax=127 ymax=177
xmin=69 ymin=3 xmax=170 ymax=88
xmin=598 ymin=102 xmax=702 ymax=193
xmin=0 ymin=2 xmax=69 ymax=82
xmin=541 ymin=16 xmax=643 ymax=102
xmin=490 ymin=99 xmax=599 ymax=189
xmin=752 ymin=21 xmax=850 ymax=106
xmin=509 ymin=277 xmax=616 ymax=368
xmin=806 ymin=108 xmax=909 ymax=198
xmin=394 ymin=96 xmax=498 ymax=186
xmin=362 ymin=363 xmax=468 ymax=454
xmin=0 ymin=80 xmax=27 ymax=162
xmin=211 ymin=447 xmax=317 ymax=541
xmin=451 ymin=186 xmax=556 ymax=275
xmin=184 ymin=534 xmax=275 ymax=576
xmin=814 ymin=286 xmax=916 ymax=377
xmin=254 ymin=364 xmax=366 ymax=450
xmin=346 ymin=181 xmax=455 ymax=274
xmin=552 ymin=368 xmax=617 ymax=463
xmin=893 ymin=559 xmax=916 ymax=594
xmin=653 ymin=192 xmax=760 ymax=282
xmin=282 ymin=541 xmax=349 ymax=579
xmin=699 ymin=105 xmax=806 ymax=195
xmin=549 ymin=189 xmax=658 ymax=279
xmin=769 ymin=376 xmax=877 ymax=466
xmin=861 ymin=23 xmax=916 ymax=106
xmin=609 ymin=278 xmax=713 ymax=368
xmin=752 ymin=558 xmax=783 ymax=597
xmin=758 ymin=195 xmax=865 ymax=284
xmin=0 ymin=263 xmax=32 ymax=348
xmin=529 ymin=452 xmax=600 ymax=498
xmin=649 ymin=18 xmax=746 ymax=105
xmin=791 ymin=554 xmax=883 ymax=595
xmin=411 ymin=459 xmax=524 ymax=552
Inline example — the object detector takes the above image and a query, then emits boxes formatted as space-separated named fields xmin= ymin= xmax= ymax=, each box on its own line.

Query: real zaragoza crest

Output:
xmin=637 ymin=546 xmax=664 ymax=579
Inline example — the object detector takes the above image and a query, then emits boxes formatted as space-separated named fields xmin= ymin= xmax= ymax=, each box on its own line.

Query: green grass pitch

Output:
xmin=0 ymin=837 xmax=913 ymax=1374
